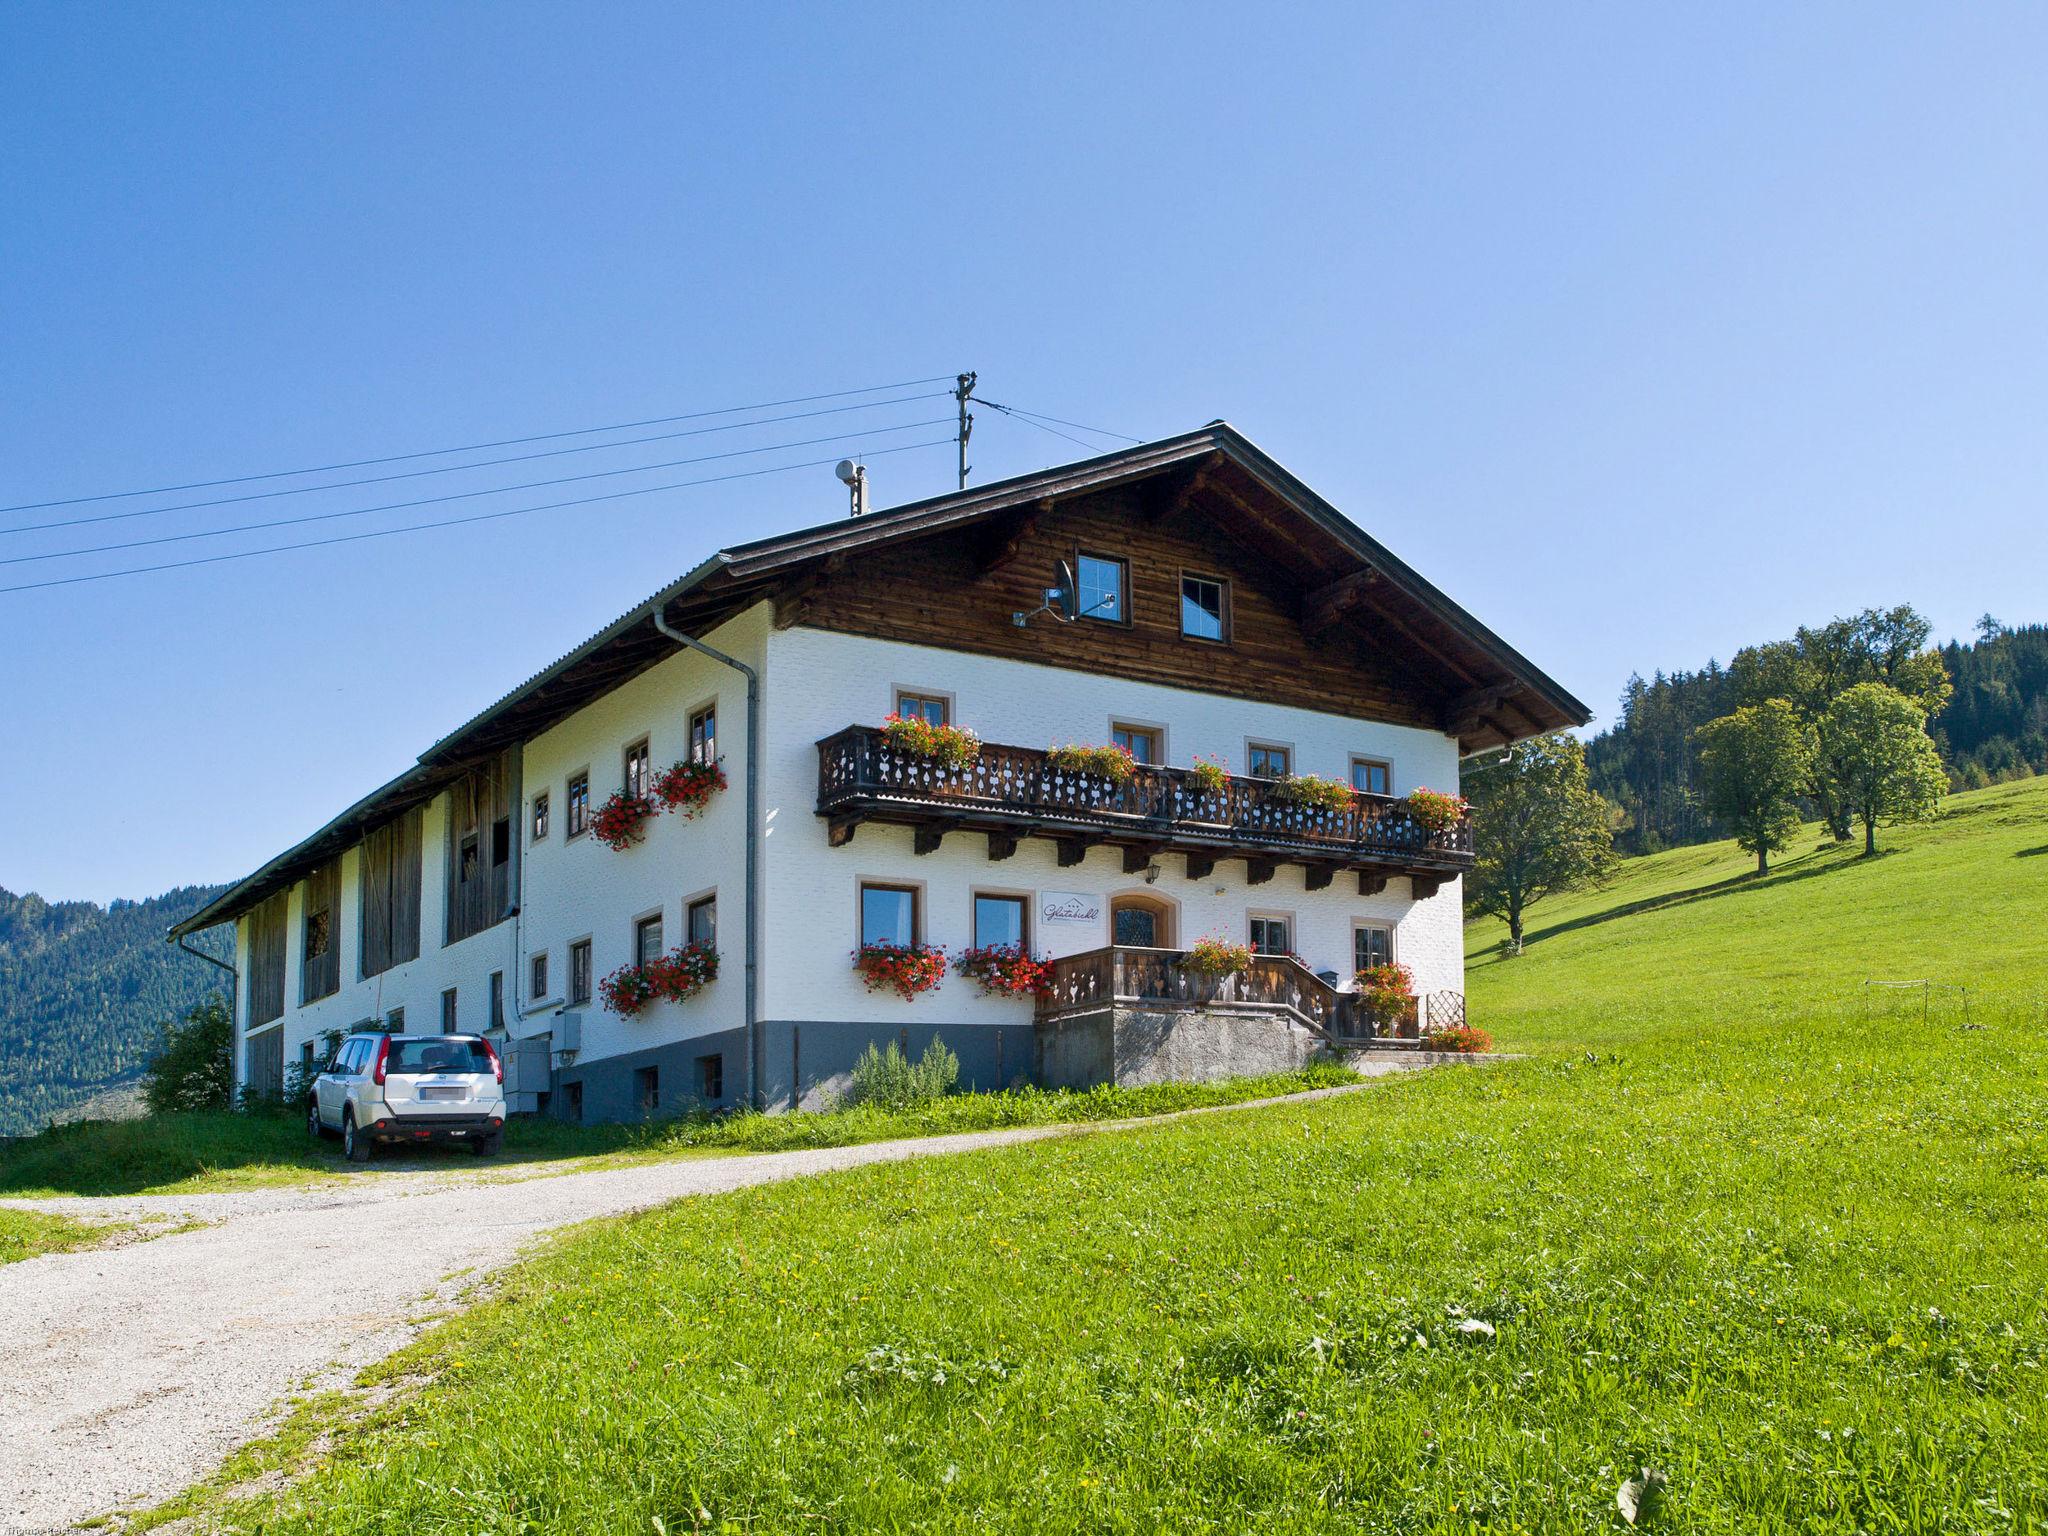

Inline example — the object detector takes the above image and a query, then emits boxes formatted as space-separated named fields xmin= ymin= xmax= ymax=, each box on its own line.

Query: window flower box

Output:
xmin=852 ymin=941 xmax=948 ymax=999
xmin=599 ymin=941 xmax=720 ymax=1016
xmin=590 ymin=792 xmax=658 ymax=851
xmin=653 ymin=758 xmax=727 ymax=820
xmin=1184 ymin=755 xmax=1229 ymax=797
xmin=1269 ymin=773 xmax=1354 ymax=813
xmin=1048 ymin=742 xmax=1138 ymax=785
xmin=1183 ymin=936 xmax=1253 ymax=977
xmin=881 ymin=713 xmax=981 ymax=771
xmin=952 ymin=944 xmax=1054 ymax=999
xmin=1404 ymin=788 xmax=1469 ymax=833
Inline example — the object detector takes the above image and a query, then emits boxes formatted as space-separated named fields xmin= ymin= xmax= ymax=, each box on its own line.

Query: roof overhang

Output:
xmin=172 ymin=422 xmax=1586 ymax=938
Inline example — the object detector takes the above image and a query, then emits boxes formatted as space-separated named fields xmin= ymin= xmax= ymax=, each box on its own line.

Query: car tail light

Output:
xmin=484 ymin=1037 xmax=503 ymax=1084
xmin=371 ymin=1035 xmax=390 ymax=1086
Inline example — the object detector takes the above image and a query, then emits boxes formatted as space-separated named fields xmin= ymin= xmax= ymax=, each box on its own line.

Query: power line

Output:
xmin=975 ymin=397 xmax=1143 ymax=445
xmin=2 ymin=418 xmax=955 ymax=569
xmin=0 ymin=391 xmax=952 ymax=537
xmin=978 ymin=401 xmax=1097 ymax=452
xmin=0 ymin=374 xmax=959 ymax=516
xmin=0 ymin=438 xmax=955 ymax=597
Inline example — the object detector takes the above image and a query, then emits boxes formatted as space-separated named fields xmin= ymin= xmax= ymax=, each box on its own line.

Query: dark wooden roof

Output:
xmin=171 ymin=423 xmax=1587 ymax=937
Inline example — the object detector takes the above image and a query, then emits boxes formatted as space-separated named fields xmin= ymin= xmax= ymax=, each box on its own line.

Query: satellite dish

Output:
xmin=833 ymin=459 xmax=860 ymax=485
xmin=1048 ymin=558 xmax=1075 ymax=621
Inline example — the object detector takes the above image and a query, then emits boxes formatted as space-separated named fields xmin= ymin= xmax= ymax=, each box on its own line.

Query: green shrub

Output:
xmin=142 ymin=996 xmax=234 ymax=1114
xmin=844 ymin=1039 xmax=960 ymax=1110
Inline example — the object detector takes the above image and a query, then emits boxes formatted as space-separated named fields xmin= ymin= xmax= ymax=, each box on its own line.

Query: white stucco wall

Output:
xmin=240 ymin=607 xmax=763 ymax=1089
xmin=236 ymin=601 xmax=1468 ymax=1096
xmin=756 ymin=624 xmax=1466 ymax=1026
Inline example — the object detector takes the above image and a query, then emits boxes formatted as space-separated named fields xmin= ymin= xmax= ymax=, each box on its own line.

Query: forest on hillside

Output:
xmin=1587 ymin=613 xmax=2048 ymax=854
xmin=0 ymin=884 xmax=228 ymax=1135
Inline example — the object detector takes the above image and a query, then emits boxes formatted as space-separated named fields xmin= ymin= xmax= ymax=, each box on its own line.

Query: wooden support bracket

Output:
xmin=1122 ymin=843 xmax=1164 ymax=875
xmin=913 ymin=825 xmax=946 ymax=857
xmin=1357 ymin=871 xmax=1388 ymax=896
xmin=1184 ymin=851 xmax=1217 ymax=881
xmin=1410 ymin=872 xmax=1446 ymax=900
xmin=1245 ymin=857 xmax=1278 ymax=886
xmin=1303 ymin=866 xmax=1334 ymax=892
xmin=986 ymin=830 xmax=1019 ymax=862
xmin=827 ymin=814 xmax=864 ymax=849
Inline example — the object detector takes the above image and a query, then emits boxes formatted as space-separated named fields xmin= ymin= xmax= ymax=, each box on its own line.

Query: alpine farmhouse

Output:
xmin=169 ymin=425 xmax=1589 ymax=1121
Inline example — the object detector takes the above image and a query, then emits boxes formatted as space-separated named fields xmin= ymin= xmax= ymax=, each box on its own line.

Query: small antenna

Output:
xmin=955 ymin=371 xmax=976 ymax=489
xmin=834 ymin=458 xmax=869 ymax=518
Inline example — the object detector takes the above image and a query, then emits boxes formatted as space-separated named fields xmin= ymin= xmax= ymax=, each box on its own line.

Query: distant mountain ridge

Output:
xmin=0 ymin=883 xmax=228 ymax=1135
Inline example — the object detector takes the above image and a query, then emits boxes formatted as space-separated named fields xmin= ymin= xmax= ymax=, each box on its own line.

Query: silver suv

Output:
xmin=306 ymin=1032 xmax=507 ymax=1162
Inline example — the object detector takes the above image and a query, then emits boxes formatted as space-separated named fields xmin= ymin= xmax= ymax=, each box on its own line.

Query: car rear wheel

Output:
xmin=473 ymin=1130 xmax=503 ymax=1157
xmin=342 ymin=1110 xmax=374 ymax=1164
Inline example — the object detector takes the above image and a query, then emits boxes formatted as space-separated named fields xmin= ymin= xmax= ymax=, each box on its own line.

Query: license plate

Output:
xmin=419 ymin=1086 xmax=466 ymax=1101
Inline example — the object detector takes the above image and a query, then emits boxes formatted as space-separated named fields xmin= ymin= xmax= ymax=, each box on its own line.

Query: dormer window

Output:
xmin=1075 ymin=553 xmax=1126 ymax=623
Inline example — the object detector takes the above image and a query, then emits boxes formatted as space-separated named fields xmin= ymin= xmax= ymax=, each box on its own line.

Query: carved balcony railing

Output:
xmin=816 ymin=725 xmax=1473 ymax=887
xmin=1034 ymin=945 xmax=1421 ymax=1042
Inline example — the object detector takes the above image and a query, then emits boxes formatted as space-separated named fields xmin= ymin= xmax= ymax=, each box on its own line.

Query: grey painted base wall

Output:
xmin=549 ymin=1009 xmax=1332 ymax=1124
xmin=548 ymin=1019 xmax=1037 ymax=1123
xmin=1037 ymin=1006 xmax=1331 ymax=1090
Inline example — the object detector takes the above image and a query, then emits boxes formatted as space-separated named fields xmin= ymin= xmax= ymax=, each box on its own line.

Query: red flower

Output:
xmin=590 ymin=792 xmax=658 ymax=851
xmin=653 ymin=759 xmax=727 ymax=819
xmin=599 ymin=940 xmax=720 ymax=1016
xmin=952 ymin=944 xmax=1054 ymax=998
xmin=851 ymin=942 xmax=948 ymax=1000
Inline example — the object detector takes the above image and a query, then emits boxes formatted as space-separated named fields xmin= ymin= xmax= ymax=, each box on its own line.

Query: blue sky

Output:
xmin=4 ymin=4 xmax=2044 ymax=903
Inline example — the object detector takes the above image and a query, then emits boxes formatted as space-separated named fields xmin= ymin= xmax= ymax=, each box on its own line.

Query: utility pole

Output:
xmin=954 ymin=371 xmax=976 ymax=489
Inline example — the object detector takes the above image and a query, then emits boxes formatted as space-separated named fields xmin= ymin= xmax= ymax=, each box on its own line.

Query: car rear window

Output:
xmin=384 ymin=1038 xmax=492 ymax=1075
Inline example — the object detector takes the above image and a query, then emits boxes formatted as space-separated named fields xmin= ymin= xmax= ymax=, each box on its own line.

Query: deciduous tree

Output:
xmin=1464 ymin=734 xmax=1618 ymax=949
xmin=1694 ymin=701 xmax=1814 ymax=874
xmin=141 ymin=995 xmax=234 ymax=1114
xmin=1820 ymin=683 xmax=1948 ymax=856
xmin=1730 ymin=606 xmax=1950 ymax=842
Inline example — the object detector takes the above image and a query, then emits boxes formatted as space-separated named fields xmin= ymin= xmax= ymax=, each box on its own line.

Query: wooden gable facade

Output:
xmin=773 ymin=454 xmax=1505 ymax=736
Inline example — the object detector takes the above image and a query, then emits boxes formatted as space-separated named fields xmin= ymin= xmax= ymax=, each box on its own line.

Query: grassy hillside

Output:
xmin=0 ymin=883 xmax=228 ymax=1135
xmin=132 ymin=782 xmax=2048 ymax=1534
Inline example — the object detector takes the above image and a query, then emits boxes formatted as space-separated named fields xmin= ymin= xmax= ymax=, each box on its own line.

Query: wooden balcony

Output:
xmin=816 ymin=724 xmax=1473 ymax=893
xmin=1035 ymin=945 xmax=1420 ymax=1042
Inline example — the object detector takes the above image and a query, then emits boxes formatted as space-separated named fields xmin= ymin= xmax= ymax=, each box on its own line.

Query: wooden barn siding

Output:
xmin=782 ymin=485 xmax=1444 ymax=733
xmin=443 ymin=749 xmax=514 ymax=946
xmin=246 ymin=894 xmax=288 ymax=1027
xmin=245 ymin=1022 xmax=284 ymax=1097
xmin=359 ymin=807 xmax=423 ymax=979
xmin=298 ymin=860 xmax=341 ymax=1004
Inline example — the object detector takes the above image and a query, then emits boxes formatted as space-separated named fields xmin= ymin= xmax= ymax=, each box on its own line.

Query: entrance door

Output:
xmin=1110 ymin=893 xmax=1174 ymax=948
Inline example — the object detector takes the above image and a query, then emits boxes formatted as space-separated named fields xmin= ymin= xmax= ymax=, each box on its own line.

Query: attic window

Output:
xmin=1075 ymin=553 xmax=1126 ymax=623
xmin=1180 ymin=574 xmax=1227 ymax=642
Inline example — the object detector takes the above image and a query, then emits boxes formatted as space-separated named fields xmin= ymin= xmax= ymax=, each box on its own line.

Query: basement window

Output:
xmin=696 ymin=1053 xmax=724 ymax=1103
xmin=634 ymin=1065 xmax=660 ymax=1117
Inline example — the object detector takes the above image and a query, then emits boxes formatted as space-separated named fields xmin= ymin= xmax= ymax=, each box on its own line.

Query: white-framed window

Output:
xmin=566 ymin=772 xmax=591 ymax=838
xmin=972 ymin=891 xmax=1029 ymax=950
xmin=624 ymin=739 xmax=652 ymax=800
xmin=1249 ymin=913 xmax=1292 ymax=956
xmin=530 ymin=949 xmax=549 ymax=1002
xmin=1111 ymin=722 xmax=1162 ymax=765
xmin=894 ymin=690 xmax=950 ymax=726
xmin=1353 ymin=923 xmax=1394 ymax=974
xmin=635 ymin=912 xmax=664 ymax=971
xmin=859 ymin=882 xmax=920 ymax=946
xmin=688 ymin=704 xmax=717 ymax=766
xmin=568 ymin=938 xmax=593 ymax=1005
xmin=1248 ymin=742 xmax=1291 ymax=778
xmin=1179 ymin=572 xmax=1228 ymax=642
xmin=531 ymin=791 xmax=551 ymax=842
xmin=1075 ymin=552 xmax=1127 ymax=623
xmin=1350 ymin=757 xmax=1392 ymax=796
xmin=687 ymin=892 xmax=717 ymax=947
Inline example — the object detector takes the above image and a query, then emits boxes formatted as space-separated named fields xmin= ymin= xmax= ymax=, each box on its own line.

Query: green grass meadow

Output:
xmin=126 ymin=780 xmax=2048 ymax=1531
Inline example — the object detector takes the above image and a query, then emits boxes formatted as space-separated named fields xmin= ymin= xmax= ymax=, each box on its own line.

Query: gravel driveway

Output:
xmin=0 ymin=1078 xmax=1401 ymax=1532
